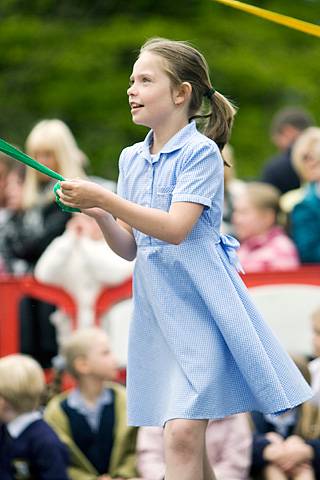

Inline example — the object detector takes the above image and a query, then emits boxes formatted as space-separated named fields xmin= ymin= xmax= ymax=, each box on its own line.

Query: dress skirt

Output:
xmin=126 ymin=236 xmax=312 ymax=427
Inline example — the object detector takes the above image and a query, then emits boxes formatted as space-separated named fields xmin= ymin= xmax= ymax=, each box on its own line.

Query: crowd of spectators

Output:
xmin=0 ymin=108 xmax=319 ymax=479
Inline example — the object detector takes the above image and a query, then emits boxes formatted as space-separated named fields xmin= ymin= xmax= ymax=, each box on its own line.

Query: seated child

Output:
xmin=0 ymin=354 xmax=69 ymax=480
xmin=232 ymin=182 xmax=300 ymax=272
xmin=44 ymin=327 xmax=139 ymax=480
xmin=250 ymin=355 xmax=320 ymax=480
xmin=308 ymin=307 xmax=320 ymax=406
xmin=136 ymin=413 xmax=252 ymax=480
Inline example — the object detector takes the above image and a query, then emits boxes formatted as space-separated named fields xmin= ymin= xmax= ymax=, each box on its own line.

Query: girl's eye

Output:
xmin=142 ymin=77 xmax=150 ymax=83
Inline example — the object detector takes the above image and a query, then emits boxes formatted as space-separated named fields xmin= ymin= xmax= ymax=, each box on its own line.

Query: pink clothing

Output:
xmin=238 ymin=226 xmax=300 ymax=273
xmin=137 ymin=414 xmax=252 ymax=480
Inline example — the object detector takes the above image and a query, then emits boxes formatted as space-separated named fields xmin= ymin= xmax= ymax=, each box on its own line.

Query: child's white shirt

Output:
xmin=7 ymin=411 xmax=42 ymax=438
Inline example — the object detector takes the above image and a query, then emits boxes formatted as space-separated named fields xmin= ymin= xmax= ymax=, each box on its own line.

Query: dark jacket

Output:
xmin=251 ymin=405 xmax=320 ymax=477
xmin=0 ymin=201 xmax=70 ymax=274
xmin=0 ymin=419 xmax=69 ymax=480
xmin=261 ymin=147 xmax=300 ymax=194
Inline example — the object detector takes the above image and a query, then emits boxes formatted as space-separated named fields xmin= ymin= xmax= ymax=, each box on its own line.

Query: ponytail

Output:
xmin=190 ymin=91 xmax=236 ymax=165
xmin=204 ymin=91 xmax=237 ymax=156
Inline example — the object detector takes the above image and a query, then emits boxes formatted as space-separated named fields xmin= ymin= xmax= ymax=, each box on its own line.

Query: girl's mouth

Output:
xmin=130 ymin=102 xmax=144 ymax=111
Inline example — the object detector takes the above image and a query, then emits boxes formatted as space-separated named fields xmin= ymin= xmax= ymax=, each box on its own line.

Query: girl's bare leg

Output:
xmin=263 ymin=464 xmax=288 ymax=480
xmin=164 ymin=418 xmax=207 ymax=480
xmin=203 ymin=447 xmax=216 ymax=480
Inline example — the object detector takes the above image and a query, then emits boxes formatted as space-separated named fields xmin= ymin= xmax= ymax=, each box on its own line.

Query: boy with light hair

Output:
xmin=0 ymin=354 xmax=69 ymax=479
xmin=44 ymin=328 xmax=139 ymax=480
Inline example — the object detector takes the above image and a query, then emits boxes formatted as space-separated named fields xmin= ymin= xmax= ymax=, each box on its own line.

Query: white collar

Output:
xmin=7 ymin=411 xmax=42 ymax=438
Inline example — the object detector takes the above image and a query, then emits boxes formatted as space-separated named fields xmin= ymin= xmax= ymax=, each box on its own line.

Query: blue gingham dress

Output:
xmin=117 ymin=122 xmax=311 ymax=427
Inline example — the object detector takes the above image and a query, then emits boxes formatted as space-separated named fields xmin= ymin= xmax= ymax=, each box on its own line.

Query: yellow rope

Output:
xmin=213 ymin=0 xmax=320 ymax=38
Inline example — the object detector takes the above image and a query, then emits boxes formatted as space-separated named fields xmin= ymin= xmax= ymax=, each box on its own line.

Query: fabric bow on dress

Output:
xmin=219 ymin=234 xmax=244 ymax=273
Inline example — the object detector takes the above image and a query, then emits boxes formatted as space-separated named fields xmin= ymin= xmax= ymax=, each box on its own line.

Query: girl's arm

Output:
xmin=58 ymin=180 xmax=204 ymax=246
xmin=85 ymin=208 xmax=137 ymax=261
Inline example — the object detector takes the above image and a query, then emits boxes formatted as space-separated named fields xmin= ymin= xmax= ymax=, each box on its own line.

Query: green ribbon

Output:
xmin=0 ymin=138 xmax=79 ymax=213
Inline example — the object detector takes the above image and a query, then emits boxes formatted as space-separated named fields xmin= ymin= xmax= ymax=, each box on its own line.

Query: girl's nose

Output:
xmin=127 ymin=84 xmax=136 ymax=96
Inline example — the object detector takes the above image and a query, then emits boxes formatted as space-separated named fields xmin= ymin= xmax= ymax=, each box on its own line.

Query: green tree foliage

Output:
xmin=0 ymin=1 xmax=319 ymax=179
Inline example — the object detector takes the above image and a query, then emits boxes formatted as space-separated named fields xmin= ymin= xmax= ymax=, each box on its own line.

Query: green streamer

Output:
xmin=0 ymin=138 xmax=79 ymax=213
xmin=53 ymin=181 xmax=80 ymax=213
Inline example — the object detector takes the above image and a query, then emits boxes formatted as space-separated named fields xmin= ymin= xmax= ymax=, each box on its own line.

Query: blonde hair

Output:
xmin=23 ymin=119 xmax=87 ymax=208
xmin=292 ymin=127 xmax=320 ymax=180
xmin=62 ymin=327 xmax=108 ymax=378
xmin=140 ymin=38 xmax=236 ymax=157
xmin=0 ymin=354 xmax=45 ymax=413
xmin=244 ymin=182 xmax=280 ymax=214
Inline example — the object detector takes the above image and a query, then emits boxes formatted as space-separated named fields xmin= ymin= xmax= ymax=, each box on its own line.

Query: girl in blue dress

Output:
xmin=57 ymin=37 xmax=312 ymax=480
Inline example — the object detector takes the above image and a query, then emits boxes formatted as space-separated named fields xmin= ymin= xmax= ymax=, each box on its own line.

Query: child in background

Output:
xmin=44 ymin=328 xmax=139 ymax=480
xmin=136 ymin=414 xmax=252 ymax=480
xmin=250 ymin=355 xmax=320 ymax=480
xmin=308 ymin=307 xmax=320 ymax=406
xmin=0 ymin=354 xmax=69 ymax=480
xmin=56 ymin=38 xmax=311 ymax=480
xmin=232 ymin=181 xmax=300 ymax=272
xmin=35 ymin=213 xmax=134 ymax=350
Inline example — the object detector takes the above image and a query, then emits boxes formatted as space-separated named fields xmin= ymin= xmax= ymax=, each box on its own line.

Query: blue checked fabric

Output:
xmin=117 ymin=121 xmax=312 ymax=426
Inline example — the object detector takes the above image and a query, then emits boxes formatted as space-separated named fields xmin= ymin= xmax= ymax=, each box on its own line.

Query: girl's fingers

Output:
xmin=60 ymin=180 xmax=76 ymax=190
xmin=56 ymin=189 xmax=74 ymax=204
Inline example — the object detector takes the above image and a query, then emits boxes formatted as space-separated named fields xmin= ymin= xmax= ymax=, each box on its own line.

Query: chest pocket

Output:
xmin=155 ymin=185 xmax=175 ymax=212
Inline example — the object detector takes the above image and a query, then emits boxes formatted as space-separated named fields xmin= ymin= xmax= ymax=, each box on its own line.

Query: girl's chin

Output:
xmin=131 ymin=117 xmax=151 ymax=129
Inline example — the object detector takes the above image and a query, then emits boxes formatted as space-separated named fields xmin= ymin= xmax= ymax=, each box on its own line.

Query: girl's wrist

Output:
xmin=98 ymin=188 xmax=114 ymax=212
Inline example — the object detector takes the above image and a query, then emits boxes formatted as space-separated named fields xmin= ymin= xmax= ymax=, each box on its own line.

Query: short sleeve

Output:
xmin=117 ymin=149 xmax=128 ymax=199
xmin=172 ymin=142 xmax=223 ymax=208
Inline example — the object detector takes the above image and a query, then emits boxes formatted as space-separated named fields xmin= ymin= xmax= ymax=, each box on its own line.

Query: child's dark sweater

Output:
xmin=60 ymin=391 xmax=115 ymax=474
xmin=0 ymin=419 xmax=69 ymax=480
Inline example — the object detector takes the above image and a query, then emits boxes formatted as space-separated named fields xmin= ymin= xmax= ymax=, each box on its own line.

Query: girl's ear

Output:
xmin=174 ymin=82 xmax=192 ymax=106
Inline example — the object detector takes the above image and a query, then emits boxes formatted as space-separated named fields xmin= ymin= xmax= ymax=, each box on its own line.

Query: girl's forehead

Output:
xmin=132 ymin=51 xmax=165 ymax=75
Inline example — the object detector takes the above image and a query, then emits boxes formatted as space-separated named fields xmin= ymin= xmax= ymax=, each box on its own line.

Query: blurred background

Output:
xmin=0 ymin=0 xmax=319 ymax=180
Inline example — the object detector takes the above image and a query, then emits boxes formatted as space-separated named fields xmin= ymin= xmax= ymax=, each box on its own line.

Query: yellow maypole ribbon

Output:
xmin=213 ymin=0 xmax=320 ymax=38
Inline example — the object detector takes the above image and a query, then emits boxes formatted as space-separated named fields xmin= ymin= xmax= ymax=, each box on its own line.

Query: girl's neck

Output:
xmin=77 ymin=377 xmax=105 ymax=406
xmin=151 ymin=115 xmax=189 ymax=154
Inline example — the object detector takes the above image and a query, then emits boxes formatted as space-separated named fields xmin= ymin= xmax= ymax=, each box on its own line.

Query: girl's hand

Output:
xmin=57 ymin=179 xmax=108 ymax=210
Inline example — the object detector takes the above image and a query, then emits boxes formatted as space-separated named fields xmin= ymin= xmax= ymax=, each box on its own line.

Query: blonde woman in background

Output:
xmin=11 ymin=119 xmax=87 ymax=367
